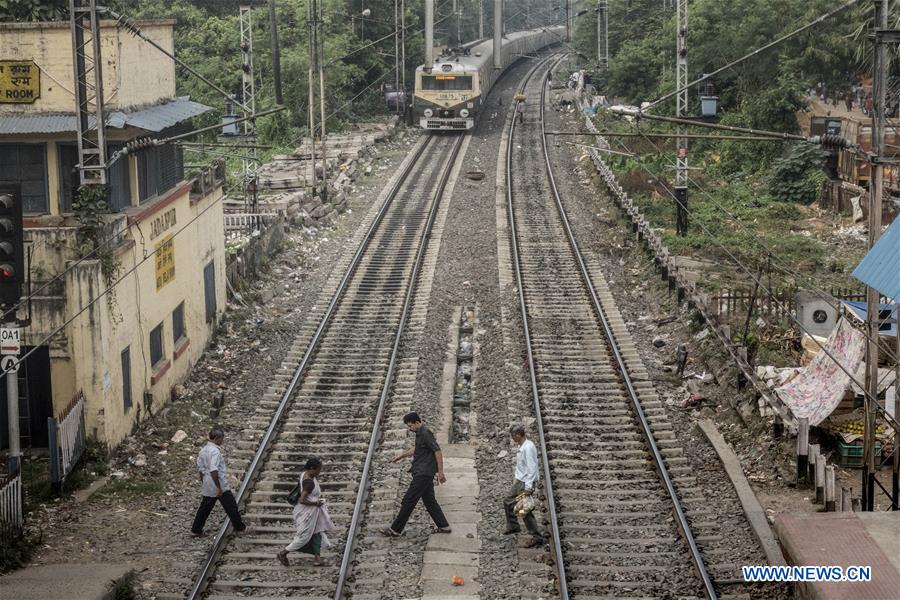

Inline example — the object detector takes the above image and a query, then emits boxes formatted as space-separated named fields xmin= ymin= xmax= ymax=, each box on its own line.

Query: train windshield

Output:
xmin=421 ymin=75 xmax=473 ymax=91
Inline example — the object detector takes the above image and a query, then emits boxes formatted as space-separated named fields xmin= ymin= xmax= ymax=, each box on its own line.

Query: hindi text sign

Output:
xmin=0 ymin=61 xmax=40 ymax=104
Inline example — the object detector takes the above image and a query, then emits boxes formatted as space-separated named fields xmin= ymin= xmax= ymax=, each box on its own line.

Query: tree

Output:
xmin=0 ymin=0 xmax=66 ymax=21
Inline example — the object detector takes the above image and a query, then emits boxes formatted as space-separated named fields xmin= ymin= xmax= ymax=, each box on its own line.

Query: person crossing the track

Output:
xmin=516 ymin=97 xmax=527 ymax=124
xmin=383 ymin=412 xmax=451 ymax=537
xmin=190 ymin=426 xmax=251 ymax=537
xmin=277 ymin=457 xmax=334 ymax=567
xmin=503 ymin=425 xmax=544 ymax=548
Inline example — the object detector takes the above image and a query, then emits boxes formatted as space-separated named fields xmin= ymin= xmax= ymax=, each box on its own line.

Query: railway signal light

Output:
xmin=0 ymin=191 xmax=24 ymax=307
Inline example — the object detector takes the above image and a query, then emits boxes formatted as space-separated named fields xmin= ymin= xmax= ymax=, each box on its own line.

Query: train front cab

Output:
xmin=416 ymin=70 xmax=480 ymax=130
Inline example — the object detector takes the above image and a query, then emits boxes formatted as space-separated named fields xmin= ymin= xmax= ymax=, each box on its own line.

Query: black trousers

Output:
xmin=191 ymin=490 xmax=246 ymax=533
xmin=390 ymin=474 xmax=449 ymax=533
xmin=504 ymin=481 xmax=541 ymax=539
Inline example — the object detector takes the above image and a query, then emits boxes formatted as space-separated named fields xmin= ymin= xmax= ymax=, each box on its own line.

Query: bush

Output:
xmin=0 ymin=528 xmax=42 ymax=573
xmin=768 ymin=144 xmax=827 ymax=205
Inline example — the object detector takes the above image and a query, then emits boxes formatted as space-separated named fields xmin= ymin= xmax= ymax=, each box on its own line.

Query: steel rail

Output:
xmin=334 ymin=133 xmax=465 ymax=600
xmin=185 ymin=134 xmax=435 ymax=600
xmin=505 ymin=52 xmax=571 ymax=600
xmin=537 ymin=65 xmax=718 ymax=598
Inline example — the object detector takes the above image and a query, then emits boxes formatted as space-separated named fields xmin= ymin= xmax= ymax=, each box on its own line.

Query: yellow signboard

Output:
xmin=155 ymin=235 xmax=175 ymax=290
xmin=0 ymin=61 xmax=40 ymax=104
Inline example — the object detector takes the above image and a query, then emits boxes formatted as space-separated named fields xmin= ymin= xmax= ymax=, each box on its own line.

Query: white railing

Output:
xmin=224 ymin=212 xmax=279 ymax=240
xmin=0 ymin=472 xmax=23 ymax=536
xmin=49 ymin=391 xmax=86 ymax=485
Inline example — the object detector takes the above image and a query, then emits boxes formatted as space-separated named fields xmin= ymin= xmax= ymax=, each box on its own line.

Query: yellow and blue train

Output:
xmin=414 ymin=27 xmax=564 ymax=131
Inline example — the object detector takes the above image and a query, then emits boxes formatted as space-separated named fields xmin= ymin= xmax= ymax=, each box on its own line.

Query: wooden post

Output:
xmin=842 ymin=487 xmax=852 ymax=511
xmin=825 ymin=465 xmax=836 ymax=511
xmin=737 ymin=347 xmax=748 ymax=390
xmin=796 ymin=418 xmax=809 ymax=484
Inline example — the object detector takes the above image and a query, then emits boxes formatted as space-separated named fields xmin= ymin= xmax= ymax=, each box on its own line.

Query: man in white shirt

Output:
xmin=503 ymin=425 xmax=543 ymax=547
xmin=190 ymin=426 xmax=250 ymax=537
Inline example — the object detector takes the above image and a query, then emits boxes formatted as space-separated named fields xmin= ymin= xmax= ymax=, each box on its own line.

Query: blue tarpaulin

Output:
xmin=851 ymin=218 xmax=900 ymax=300
xmin=841 ymin=301 xmax=897 ymax=338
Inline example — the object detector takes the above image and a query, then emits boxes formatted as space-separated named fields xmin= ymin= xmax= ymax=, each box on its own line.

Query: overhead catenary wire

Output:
xmin=598 ymin=132 xmax=899 ymax=433
xmin=623 ymin=122 xmax=899 ymax=366
xmin=0 ymin=180 xmax=232 ymax=384
xmin=643 ymin=0 xmax=865 ymax=112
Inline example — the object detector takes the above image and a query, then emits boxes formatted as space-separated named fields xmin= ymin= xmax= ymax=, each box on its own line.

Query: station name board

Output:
xmin=0 ymin=61 xmax=40 ymax=104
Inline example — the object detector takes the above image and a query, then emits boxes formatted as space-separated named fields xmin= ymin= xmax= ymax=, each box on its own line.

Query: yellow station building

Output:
xmin=0 ymin=19 xmax=226 ymax=449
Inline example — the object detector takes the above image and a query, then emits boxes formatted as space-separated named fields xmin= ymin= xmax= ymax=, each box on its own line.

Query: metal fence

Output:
xmin=49 ymin=391 xmax=86 ymax=486
xmin=709 ymin=286 xmax=870 ymax=320
xmin=224 ymin=212 xmax=279 ymax=240
xmin=0 ymin=472 xmax=23 ymax=536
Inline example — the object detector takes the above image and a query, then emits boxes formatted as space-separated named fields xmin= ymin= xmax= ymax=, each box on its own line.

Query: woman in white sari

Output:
xmin=276 ymin=457 xmax=334 ymax=567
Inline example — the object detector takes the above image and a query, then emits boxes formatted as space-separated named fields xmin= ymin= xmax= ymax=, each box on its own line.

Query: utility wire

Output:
xmin=1 ymin=180 xmax=232 ymax=384
xmin=624 ymin=122 xmax=898 ymax=364
xmin=596 ymin=132 xmax=898 ymax=432
xmin=643 ymin=0 xmax=864 ymax=112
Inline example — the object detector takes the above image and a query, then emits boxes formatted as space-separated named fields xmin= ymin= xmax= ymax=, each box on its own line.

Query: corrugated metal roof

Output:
xmin=0 ymin=97 xmax=211 ymax=135
xmin=852 ymin=218 xmax=900 ymax=300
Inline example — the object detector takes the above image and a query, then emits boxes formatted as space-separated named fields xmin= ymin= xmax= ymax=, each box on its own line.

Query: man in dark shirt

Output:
xmin=383 ymin=412 xmax=451 ymax=537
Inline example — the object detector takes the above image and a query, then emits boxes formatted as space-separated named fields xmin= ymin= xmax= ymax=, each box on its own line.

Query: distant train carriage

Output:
xmin=414 ymin=26 xmax=564 ymax=131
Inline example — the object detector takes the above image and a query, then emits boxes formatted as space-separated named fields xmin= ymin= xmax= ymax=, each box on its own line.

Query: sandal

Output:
xmin=382 ymin=527 xmax=400 ymax=538
xmin=276 ymin=550 xmax=290 ymax=567
xmin=433 ymin=527 xmax=452 ymax=534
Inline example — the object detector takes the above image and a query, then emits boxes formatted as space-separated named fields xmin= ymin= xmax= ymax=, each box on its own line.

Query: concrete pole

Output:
xmin=796 ymin=417 xmax=809 ymax=485
xmin=815 ymin=458 xmax=825 ymax=504
xmin=825 ymin=465 xmax=836 ymax=511
xmin=493 ymin=0 xmax=502 ymax=69
xmin=863 ymin=0 xmax=888 ymax=512
xmin=566 ymin=0 xmax=571 ymax=42
xmin=425 ymin=0 xmax=434 ymax=72
xmin=842 ymin=487 xmax=851 ymax=511
xmin=808 ymin=443 xmax=819 ymax=483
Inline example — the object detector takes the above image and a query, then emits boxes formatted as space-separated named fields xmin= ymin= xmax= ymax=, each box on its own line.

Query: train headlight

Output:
xmin=423 ymin=109 xmax=433 ymax=118
xmin=467 ymin=102 xmax=474 ymax=109
xmin=460 ymin=109 xmax=470 ymax=118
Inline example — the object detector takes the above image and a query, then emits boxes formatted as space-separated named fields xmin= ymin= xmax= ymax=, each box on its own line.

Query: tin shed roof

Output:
xmin=852 ymin=218 xmax=900 ymax=300
xmin=0 ymin=97 xmax=211 ymax=135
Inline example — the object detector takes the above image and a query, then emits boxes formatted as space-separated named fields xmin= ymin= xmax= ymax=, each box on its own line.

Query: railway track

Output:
xmin=182 ymin=132 xmax=464 ymax=600
xmin=506 ymin=58 xmax=720 ymax=598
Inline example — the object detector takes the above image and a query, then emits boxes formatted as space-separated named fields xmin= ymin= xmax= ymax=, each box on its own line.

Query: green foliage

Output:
xmin=768 ymin=144 xmax=827 ymax=205
xmin=0 ymin=0 xmax=65 ymax=22
xmin=72 ymin=184 xmax=121 ymax=310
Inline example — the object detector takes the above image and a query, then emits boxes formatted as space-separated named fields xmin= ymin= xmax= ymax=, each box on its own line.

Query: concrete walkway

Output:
xmin=419 ymin=443 xmax=481 ymax=599
xmin=0 ymin=563 xmax=134 ymax=600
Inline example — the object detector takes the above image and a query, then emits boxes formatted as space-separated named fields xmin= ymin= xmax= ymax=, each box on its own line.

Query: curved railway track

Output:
xmin=506 ymin=58 xmax=718 ymax=599
xmin=184 ymin=132 xmax=464 ymax=600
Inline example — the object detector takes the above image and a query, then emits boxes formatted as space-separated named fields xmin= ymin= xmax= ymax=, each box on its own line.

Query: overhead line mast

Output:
xmin=675 ymin=0 xmax=688 ymax=236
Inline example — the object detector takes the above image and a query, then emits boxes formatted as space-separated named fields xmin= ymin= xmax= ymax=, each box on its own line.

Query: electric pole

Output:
xmin=863 ymin=0 xmax=889 ymax=512
xmin=566 ymin=0 xmax=571 ymax=42
xmin=70 ymin=0 xmax=108 ymax=187
xmin=395 ymin=0 xmax=401 ymax=115
xmin=239 ymin=5 xmax=258 ymax=218
xmin=425 ymin=0 xmax=434 ymax=72
xmin=493 ymin=0 xmax=502 ymax=69
xmin=597 ymin=0 xmax=608 ymax=69
xmin=675 ymin=0 xmax=688 ymax=236
xmin=317 ymin=0 xmax=326 ymax=200
xmin=479 ymin=0 xmax=484 ymax=39
xmin=307 ymin=0 xmax=317 ymax=199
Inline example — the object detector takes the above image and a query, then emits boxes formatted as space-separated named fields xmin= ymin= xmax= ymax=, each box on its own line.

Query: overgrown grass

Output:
xmin=105 ymin=570 xmax=138 ymax=600
xmin=0 ymin=528 xmax=42 ymax=573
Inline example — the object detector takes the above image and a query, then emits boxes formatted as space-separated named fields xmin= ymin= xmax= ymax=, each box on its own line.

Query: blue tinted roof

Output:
xmin=0 ymin=97 xmax=211 ymax=135
xmin=852 ymin=218 xmax=900 ymax=300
